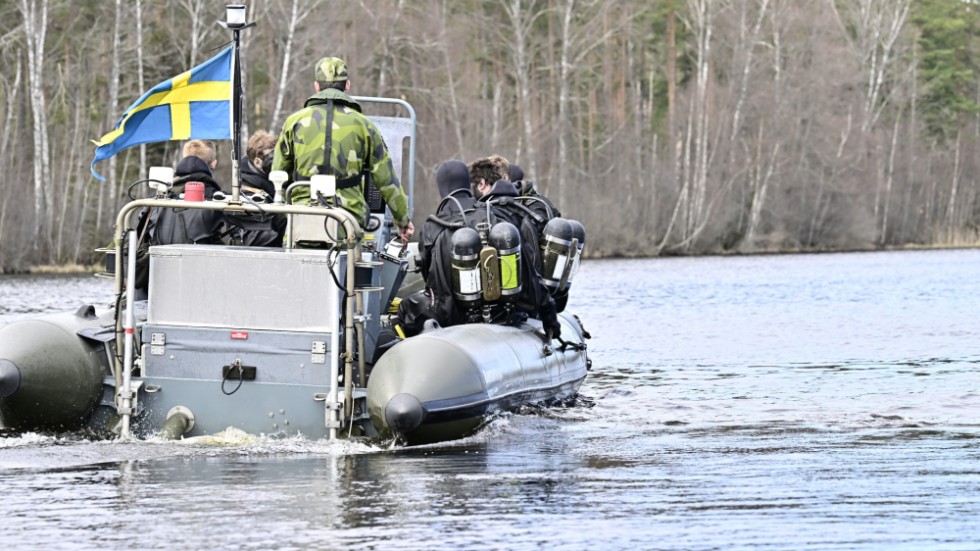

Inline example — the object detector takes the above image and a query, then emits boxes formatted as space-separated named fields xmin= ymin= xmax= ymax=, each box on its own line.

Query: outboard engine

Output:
xmin=451 ymin=227 xmax=484 ymax=316
xmin=540 ymin=218 xmax=575 ymax=294
xmin=488 ymin=222 xmax=522 ymax=305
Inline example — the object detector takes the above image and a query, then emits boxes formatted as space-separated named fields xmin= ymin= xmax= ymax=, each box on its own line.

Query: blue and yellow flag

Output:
xmin=91 ymin=47 xmax=233 ymax=180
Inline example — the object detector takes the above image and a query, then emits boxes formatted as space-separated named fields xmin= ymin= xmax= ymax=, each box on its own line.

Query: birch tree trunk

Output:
xmin=373 ymin=0 xmax=406 ymax=97
xmin=136 ymin=0 xmax=147 ymax=179
xmin=557 ymin=0 xmax=574 ymax=210
xmin=439 ymin=0 xmax=465 ymax=155
xmin=879 ymin=106 xmax=901 ymax=244
xmin=945 ymin=132 xmax=961 ymax=243
xmin=20 ymin=0 xmax=52 ymax=256
xmin=272 ymin=0 xmax=325 ymax=130
xmin=504 ymin=0 xmax=540 ymax=179
xmin=179 ymin=0 xmax=209 ymax=65
xmin=0 ymin=56 xmax=21 ymax=252
xmin=98 ymin=0 xmax=123 ymax=236
xmin=684 ymin=0 xmax=714 ymax=247
xmin=828 ymin=0 xmax=910 ymax=134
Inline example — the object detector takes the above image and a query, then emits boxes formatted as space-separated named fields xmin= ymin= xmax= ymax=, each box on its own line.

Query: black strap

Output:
xmin=315 ymin=100 xmax=363 ymax=190
xmin=322 ymin=99 xmax=334 ymax=173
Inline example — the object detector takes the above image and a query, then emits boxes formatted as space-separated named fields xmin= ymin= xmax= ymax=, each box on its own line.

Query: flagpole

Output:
xmin=221 ymin=5 xmax=253 ymax=204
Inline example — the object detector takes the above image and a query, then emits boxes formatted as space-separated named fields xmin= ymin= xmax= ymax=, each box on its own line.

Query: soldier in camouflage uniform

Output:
xmin=272 ymin=57 xmax=414 ymax=242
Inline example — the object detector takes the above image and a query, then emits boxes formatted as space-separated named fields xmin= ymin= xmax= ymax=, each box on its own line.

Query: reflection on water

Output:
xmin=2 ymin=250 xmax=980 ymax=549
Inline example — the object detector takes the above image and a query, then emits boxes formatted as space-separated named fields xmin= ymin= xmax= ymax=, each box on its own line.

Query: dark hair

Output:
xmin=469 ymin=156 xmax=508 ymax=186
xmin=317 ymin=80 xmax=347 ymax=91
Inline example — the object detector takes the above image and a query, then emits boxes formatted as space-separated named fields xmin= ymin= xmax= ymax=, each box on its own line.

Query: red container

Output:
xmin=184 ymin=182 xmax=205 ymax=202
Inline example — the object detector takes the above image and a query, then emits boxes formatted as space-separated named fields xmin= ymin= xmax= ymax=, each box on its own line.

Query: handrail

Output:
xmin=352 ymin=95 xmax=417 ymax=219
xmin=110 ymin=199 xmax=363 ymax=439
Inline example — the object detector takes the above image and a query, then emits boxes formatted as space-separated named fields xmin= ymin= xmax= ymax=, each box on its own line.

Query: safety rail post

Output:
xmin=118 ymin=228 xmax=138 ymax=438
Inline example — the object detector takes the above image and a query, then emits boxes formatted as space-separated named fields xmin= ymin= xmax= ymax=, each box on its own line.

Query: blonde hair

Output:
xmin=182 ymin=139 xmax=217 ymax=164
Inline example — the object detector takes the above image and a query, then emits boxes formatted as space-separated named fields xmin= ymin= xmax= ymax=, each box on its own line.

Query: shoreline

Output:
xmin=7 ymin=242 xmax=977 ymax=276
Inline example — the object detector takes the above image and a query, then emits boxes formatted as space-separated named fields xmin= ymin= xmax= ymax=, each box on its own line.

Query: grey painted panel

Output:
xmin=141 ymin=324 xmax=334 ymax=385
xmin=148 ymin=245 xmax=340 ymax=331
xmin=136 ymin=377 xmax=332 ymax=439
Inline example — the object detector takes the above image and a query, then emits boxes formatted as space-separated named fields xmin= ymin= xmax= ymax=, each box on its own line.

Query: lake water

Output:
xmin=1 ymin=249 xmax=979 ymax=550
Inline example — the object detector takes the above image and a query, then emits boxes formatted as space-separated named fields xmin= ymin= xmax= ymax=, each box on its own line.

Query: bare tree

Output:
xmin=271 ymin=0 xmax=324 ymax=131
xmin=97 ymin=0 xmax=124 ymax=237
xmin=19 ymin=0 xmax=52 ymax=255
xmin=501 ymin=0 xmax=548 ymax=179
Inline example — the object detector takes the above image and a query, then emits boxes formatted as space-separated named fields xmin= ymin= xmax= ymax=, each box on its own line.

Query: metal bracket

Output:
xmin=311 ymin=341 xmax=326 ymax=364
xmin=150 ymin=332 xmax=166 ymax=356
xmin=115 ymin=380 xmax=144 ymax=416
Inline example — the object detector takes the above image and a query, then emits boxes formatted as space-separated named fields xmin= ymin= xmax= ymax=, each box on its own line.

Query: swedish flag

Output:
xmin=91 ymin=47 xmax=233 ymax=180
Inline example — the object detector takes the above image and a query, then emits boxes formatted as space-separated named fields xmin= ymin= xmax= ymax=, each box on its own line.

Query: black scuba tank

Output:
xmin=540 ymin=217 xmax=574 ymax=293
xmin=451 ymin=227 xmax=483 ymax=306
xmin=488 ymin=221 xmax=522 ymax=304
xmin=565 ymin=219 xmax=586 ymax=290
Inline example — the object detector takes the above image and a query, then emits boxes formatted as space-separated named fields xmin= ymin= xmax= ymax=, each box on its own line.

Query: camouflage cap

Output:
xmin=315 ymin=57 xmax=349 ymax=83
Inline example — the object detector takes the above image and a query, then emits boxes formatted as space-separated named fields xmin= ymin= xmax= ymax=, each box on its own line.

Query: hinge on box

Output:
xmin=311 ymin=340 xmax=326 ymax=364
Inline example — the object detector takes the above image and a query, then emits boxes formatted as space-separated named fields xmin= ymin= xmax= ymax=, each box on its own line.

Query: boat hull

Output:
xmin=0 ymin=310 xmax=110 ymax=431
xmin=367 ymin=313 xmax=589 ymax=444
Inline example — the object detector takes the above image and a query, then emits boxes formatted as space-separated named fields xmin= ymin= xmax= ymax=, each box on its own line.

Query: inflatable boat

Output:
xmin=0 ymin=97 xmax=590 ymax=446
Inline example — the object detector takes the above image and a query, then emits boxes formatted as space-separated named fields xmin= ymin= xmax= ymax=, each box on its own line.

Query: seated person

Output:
xmin=226 ymin=130 xmax=286 ymax=247
xmin=240 ymin=130 xmax=277 ymax=197
xmin=508 ymin=163 xmax=561 ymax=220
xmin=468 ymin=155 xmax=561 ymax=338
xmin=395 ymin=160 xmax=475 ymax=337
xmin=130 ymin=141 xmax=226 ymax=296
xmin=139 ymin=141 xmax=225 ymax=246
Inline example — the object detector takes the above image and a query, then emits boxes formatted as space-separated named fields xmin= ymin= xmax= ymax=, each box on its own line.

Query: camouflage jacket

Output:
xmin=272 ymin=88 xmax=410 ymax=227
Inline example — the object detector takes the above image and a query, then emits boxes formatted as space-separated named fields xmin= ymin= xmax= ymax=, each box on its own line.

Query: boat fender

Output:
xmin=384 ymin=393 xmax=426 ymax=435
xmin=488 ymin=221 xmax=522 ymax=304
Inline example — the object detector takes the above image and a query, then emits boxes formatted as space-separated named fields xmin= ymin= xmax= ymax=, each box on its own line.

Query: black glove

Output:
xmin=540 ymin=301 xmax=561 ymax=339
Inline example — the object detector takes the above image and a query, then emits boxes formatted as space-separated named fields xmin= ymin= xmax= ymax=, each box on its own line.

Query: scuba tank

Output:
xmin=565 ymin=219 xmax=586 ymax=290
xmin=488 ymin=222 xmax=522 ymax=305
xmin=540 ymin=218 xmax=575 ymax=293
xmin=451 ymin=227 xmax=483 ymax=309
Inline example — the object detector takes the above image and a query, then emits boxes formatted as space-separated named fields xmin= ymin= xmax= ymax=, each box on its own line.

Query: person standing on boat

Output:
xmin=271 ymin=56 xmax=414 ymax=243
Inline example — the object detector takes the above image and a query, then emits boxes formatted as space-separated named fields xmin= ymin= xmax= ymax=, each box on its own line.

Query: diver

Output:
xmin=467 ymin=155 xmax=562 ymax=339
xmin=505 ymin=163 xmax=580 ymax=313
xmin=393 ymin=160 xmax=475 ymax=338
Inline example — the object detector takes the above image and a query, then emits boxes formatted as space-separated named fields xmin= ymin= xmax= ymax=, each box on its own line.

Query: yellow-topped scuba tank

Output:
xmin=488 ymin=221 xmax=522 ymax=305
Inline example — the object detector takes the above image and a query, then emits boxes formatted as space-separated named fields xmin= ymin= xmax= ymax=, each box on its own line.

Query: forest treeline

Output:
xmin=1 ymin=0 xmax=979 ymax=271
